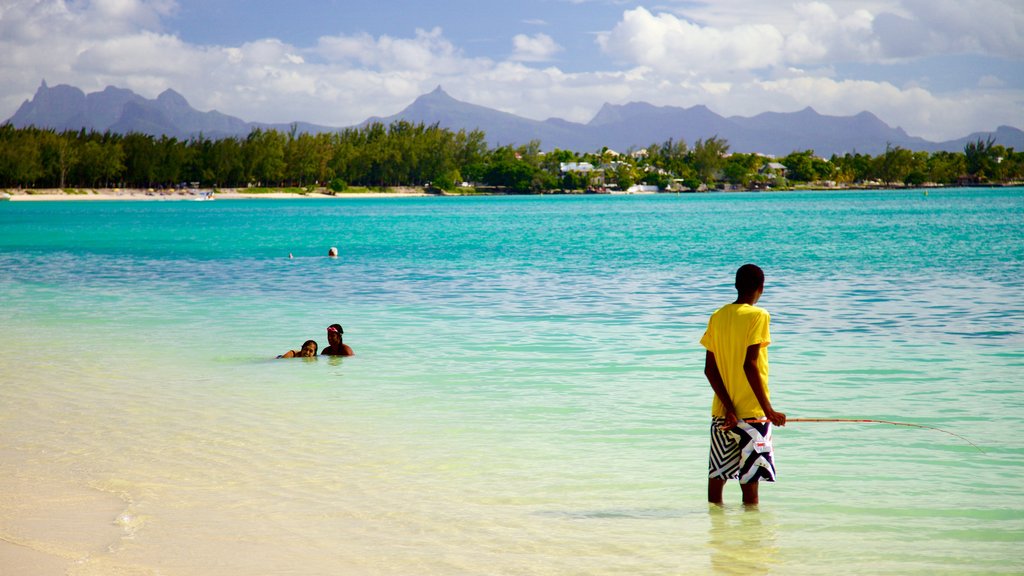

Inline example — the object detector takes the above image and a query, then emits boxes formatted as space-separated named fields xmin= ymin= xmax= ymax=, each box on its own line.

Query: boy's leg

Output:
xmin=734 ymin=420 xmax=775 ymax=506
xmin=708 ymin=478 xmax=727 ymax=504
xmin=740 ymin=481 xmax=759 ymax=505
xmin=709 ymin=417 xmax=741 ymax=504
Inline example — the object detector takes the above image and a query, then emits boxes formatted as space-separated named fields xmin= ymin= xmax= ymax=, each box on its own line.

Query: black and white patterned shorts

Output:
xmin=709 ymin=417 xmax=777 ymax=483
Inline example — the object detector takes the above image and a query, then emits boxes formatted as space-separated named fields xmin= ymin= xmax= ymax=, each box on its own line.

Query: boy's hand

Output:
xmin=766 ymin=410 xmax=786 ymax=427
xmin=719 ymin=411 xmax=739 ymax=430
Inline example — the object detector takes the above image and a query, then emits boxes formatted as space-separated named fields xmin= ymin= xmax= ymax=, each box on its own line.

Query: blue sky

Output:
xmin=1 ymin=0 xmax=1021 ymax=142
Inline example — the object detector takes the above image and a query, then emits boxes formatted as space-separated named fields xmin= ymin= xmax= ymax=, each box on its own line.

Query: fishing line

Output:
xmin=742 ymin=417 xmax=986 ymax=453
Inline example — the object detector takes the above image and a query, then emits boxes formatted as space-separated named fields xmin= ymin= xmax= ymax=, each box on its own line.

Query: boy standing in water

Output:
xmin=700 ymin=264 xmax=786 ymax=506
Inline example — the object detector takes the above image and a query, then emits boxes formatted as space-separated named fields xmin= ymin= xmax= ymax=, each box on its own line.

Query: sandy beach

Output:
xmin=1 ymin=187 xmax=433 ymax=201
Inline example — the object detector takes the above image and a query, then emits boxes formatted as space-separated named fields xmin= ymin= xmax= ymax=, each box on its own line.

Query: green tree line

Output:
xmin=1 ymin=122 xmax=1021 ymax=191
xmin=0 ymin=122 xmax=491 ymax=191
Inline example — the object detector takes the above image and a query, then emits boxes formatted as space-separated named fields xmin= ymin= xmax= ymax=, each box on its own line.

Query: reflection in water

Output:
xmin=708 ymin=504 xmax=778 ymax=575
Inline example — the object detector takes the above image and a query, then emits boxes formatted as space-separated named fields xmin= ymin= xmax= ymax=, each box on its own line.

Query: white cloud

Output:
xmin=90 ymin=0 xmax=176 ymax=29
xmin=903 ymin=0 xmax=1024 ymax=57
xmin=978 ymin=75 xmax=1005 ymax=89
xmin=597 ymin=4 xmax=886 ymax=72
xmin=0 ymin=0 xmax=1020 ymax=143
xmin=785 ymin=3 xmax=879 ymax=63
xmin=656 ymin=0 xmax=1024 ymax=62
xmin=315 ymin=27 xmax=478 ymax=74
xmin=236 ymin=39 xmax=301 ymax=67
xmin=597 ymin=7 xmax=784 ymax=73
xmin=75 ymin=32 xmax=198 ymax=75
xmin=510 ymin=33 xmax=562 ymax=62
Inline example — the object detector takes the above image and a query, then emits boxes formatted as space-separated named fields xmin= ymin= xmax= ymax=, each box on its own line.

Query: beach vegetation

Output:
xmin=560 ymin=170 xmax=590 ymax=192
xmin=831 ymin=152 xmax=873 ymax=184
xmin=782 ymin=150 xmax=835 ymax=183
xmin=328 ymin=178 xmax=348 ymax=193
xmin=960 ymin=136 xmax=1022 ymax=183
xmin=924 ymin=151 xmax=965 ymax=184
xmin=612 ymin=162 xmax=637 ymax=190
xmin=964 ymin=136 xmax=997 ymax=181
xmin=722 ymin=153 xmax=764 ymax=188
xmin=431 ymin=169 xmax=461 ymax=192
xmin=1 ymin=122 xmax=1022 ymax=193
xmin=873 ymin=144 xmax=916 ymax=186
xmin=640 ymin=171 xmax=671 ymax=190
xmin=691 ymin=136 xmax=730 ymax=184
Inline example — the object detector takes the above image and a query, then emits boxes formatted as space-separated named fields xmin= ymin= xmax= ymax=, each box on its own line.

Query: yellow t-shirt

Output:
xmin=700 ymin=303 xmax=771 ymax=418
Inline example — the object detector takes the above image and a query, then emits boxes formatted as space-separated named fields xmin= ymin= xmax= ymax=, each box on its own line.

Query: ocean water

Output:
xmin=0 ymin=188 xmax=1022 ymax=575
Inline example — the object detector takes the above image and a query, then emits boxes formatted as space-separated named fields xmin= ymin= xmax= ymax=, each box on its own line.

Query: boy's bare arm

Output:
xmin=705 ymin=351 xmax=738 ymax=428
xmin=743 ymin=344 xmax=786 ymax=426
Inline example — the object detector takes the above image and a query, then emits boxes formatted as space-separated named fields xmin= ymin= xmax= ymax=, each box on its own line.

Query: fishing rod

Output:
xmin=741 ymin=417 xmax=986 ymax=454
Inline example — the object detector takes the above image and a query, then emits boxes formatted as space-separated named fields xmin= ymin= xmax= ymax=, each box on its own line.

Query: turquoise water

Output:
xmin=1 ymin=189 xmax=1022 ymax=575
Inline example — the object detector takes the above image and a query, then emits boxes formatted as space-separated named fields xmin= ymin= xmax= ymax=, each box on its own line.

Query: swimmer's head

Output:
xmin=327 ymin=324 xmax=343 ymax=345
xmin=328 ymin=247 xmax=338 ymax=258
xmin=299 ymin=340 xmax=318 ymax=357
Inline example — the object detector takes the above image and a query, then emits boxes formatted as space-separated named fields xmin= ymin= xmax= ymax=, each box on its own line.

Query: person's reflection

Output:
xmin=708 ymin=504 xmax=778 ymax=574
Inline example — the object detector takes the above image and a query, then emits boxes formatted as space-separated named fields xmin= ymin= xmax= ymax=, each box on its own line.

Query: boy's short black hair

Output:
xmin=735 ymin=264 xmax=765 ymax=294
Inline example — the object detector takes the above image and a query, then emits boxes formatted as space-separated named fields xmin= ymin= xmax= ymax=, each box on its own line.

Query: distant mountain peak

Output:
xmin=590 ymin=101 xmax=659 ymax=126
xmin=157 ymin=88 xmax=189 ymax=108
xmin=416 ymin=85 xmax=457 ymax=104
xmin=10 ymin=82 xmax=86 ymax=128
xmin=6 ymin=81 xmax=1022 ymax=155
xmin=34 ymin=81 xmax=83 ymax=98
xmin=6 ymin=82 xmax=331 ymax=138
xmin=588 ymin=101 xmax=726 ymax=139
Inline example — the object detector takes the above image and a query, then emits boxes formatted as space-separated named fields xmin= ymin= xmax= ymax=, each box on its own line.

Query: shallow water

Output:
xmin=1 ymin=189 xmax=1022 ymax=575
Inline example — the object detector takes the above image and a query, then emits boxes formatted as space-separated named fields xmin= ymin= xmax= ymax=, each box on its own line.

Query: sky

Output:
xmin=1 ymin=0 xmax=1022 ymax=142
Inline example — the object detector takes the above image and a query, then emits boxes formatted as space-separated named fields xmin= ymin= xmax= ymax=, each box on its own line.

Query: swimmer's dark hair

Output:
xmin=299 ymin=340 xmax=318 ymax=357
xmin=328 ymin=323 xmax=343 ymax=334
xmin=735 ymin=264 xmax=765 ymax=294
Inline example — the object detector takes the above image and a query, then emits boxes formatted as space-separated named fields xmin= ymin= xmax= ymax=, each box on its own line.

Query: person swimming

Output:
xmin=278 ymin=339 xmax=318 ymax=358
xmin=321 ymin=324 xmax=354 ymax=356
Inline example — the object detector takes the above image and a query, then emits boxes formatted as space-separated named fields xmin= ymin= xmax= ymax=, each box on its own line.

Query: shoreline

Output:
xmin=1 ymin=187 xmax=433 ymax=201
xmin=2 ymin=182 xmax=1019 ymax=201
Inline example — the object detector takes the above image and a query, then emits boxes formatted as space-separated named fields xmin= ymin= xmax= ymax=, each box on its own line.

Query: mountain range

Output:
xmin=6 ymin=81 xmax=332 ymax=141
xmin=7 ymin=81 xmax=1022 ymax=157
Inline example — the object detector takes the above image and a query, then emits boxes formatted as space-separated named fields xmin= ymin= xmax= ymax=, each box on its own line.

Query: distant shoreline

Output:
xmin=1 ymin=187 xmax=434 ymax=201
xmin=2 ymin=182 xmax=1019 ymax=201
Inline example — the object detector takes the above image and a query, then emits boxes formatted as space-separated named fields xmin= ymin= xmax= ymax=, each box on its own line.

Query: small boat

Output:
xmin=0 ymin=192 xmax=11 ymax=201
xmin=193 ymin=190 xmax=214 ymax=201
